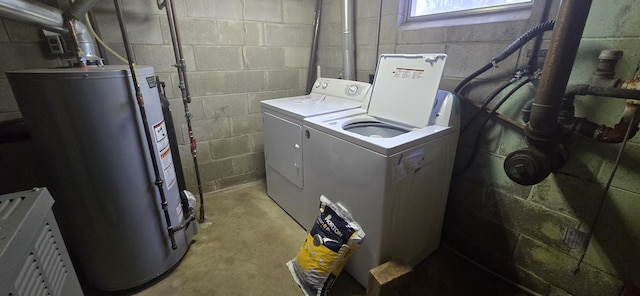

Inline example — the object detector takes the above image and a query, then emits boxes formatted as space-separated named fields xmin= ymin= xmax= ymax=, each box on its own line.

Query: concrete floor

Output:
xmin=123 ymin=181 xmax=531 ymax=296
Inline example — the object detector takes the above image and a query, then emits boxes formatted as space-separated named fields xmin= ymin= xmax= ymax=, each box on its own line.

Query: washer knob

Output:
xmin=314 ymin=81 xmax=321 ymax=88
xmin=321 ymin=82 xmax=328 ymax=89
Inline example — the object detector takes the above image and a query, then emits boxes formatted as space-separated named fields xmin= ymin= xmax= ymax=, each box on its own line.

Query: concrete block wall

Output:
xmin=316 ymin=0 xmax=640 ymax=295
xmin=0 ymin=0 xmax=315 ymax=193
xmin=89 ymin=0 xmax=315 ymax=193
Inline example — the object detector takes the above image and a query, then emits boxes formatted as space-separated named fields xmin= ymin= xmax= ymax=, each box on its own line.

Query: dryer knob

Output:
xmin=322 ymin=82 xmax=329 ymax=89
xmin=314 ymin=81 xmax=321 ymax=88
xmin=347 ymin=85 xmax=359 ymax=95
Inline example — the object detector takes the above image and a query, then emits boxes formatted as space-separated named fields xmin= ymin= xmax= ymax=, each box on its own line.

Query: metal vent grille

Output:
xmin=14 ymin=223 xmax=68 ymax=296
xmin=0 ymin=196 xmax=25 ymax=220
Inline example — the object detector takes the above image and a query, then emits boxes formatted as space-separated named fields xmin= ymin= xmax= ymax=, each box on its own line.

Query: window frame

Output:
xmin=405 ymin=0 xmax=534 ymax=26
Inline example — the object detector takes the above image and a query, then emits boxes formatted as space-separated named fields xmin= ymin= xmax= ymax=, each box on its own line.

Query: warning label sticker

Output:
xmin=154 ymin=120 xmax=177 ymax=190
xmin=392 ymin=68 xmax=424 ymax=79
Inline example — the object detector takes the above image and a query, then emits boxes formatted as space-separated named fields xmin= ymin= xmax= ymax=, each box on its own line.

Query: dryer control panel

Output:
xmin=311 ymin=78 xmax=371 ymax=102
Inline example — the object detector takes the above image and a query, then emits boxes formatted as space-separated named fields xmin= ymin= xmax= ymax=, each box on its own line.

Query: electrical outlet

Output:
xmin=42 ymin=30 xmax=66 ymax=55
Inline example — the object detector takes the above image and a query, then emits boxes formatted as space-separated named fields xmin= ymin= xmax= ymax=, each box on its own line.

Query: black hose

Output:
xmin=454 ymin=20 xmax=555 ymax=94
xmin=460 ymin=80 xmax=515 ymax=134
xmin=454 ymin=77 xmax=533 ymax=176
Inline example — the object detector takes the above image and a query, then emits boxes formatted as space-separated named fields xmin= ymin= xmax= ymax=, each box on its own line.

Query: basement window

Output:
xmin=405 ymin=0 xmax=533 ymax=28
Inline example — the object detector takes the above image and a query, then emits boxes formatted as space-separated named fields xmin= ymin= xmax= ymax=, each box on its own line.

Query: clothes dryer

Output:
xmin=302 ymin=54 xmax=460 ymax=286
xmin=261 ymin=78 xmax=371 ymax=227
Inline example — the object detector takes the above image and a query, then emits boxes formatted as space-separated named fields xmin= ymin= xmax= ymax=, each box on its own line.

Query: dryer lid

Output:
xmin=366 ymin=54 xmax=447 ymax=128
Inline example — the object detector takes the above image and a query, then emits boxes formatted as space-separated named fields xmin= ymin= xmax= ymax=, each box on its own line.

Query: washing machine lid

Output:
xmin=366 ymin=54 xmax=447 ymax=128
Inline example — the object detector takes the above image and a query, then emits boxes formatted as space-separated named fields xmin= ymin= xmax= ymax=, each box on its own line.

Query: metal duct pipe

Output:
xmin=526 ymin=0 xmax=593 ymax=143
xmin=305 ymin=0 xmax=323 ymax=93
xmin=0 ymin=0 xmax=101 ymax=65
xmin=0 ymin=0 xmax=66 ymax=33
xmin=341 ymin=0 xmax=355 ymax=80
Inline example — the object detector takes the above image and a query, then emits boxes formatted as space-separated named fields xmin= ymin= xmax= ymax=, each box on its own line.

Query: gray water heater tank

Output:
xmin=6 ymin=66 xmax=196 ymax=291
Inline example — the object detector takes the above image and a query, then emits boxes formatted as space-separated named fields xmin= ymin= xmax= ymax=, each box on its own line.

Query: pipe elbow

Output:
xmin=599 ymin=121 xmax=640 ymax=143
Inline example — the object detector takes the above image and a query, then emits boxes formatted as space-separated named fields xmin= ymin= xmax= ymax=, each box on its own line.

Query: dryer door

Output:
xmin=263 ymin=112 xmax=303 ymax=188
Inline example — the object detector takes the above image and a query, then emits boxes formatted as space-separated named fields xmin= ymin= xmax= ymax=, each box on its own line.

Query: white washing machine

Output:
xmin=301 ymin=54 xmax=460 ymax=286
xmin=261 ymin=78 xmax=372 ymax=227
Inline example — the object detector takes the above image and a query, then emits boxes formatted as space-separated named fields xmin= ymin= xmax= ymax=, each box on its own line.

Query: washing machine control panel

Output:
xmin=311 ymin=78 xmax=371 ymax=101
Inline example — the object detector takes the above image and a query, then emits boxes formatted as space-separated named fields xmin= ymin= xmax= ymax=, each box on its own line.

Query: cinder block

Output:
xmin=395 ymin=44 xmax=446 ymax=54
xmin=367 ymin=261 xmax=413 ymax=296
xmin=582 ymin=187 xmax=640 ymax=282
xmin=198 ymin=158 xmax=234 ymax=182
xmin=321 ymin=0 xmax=341 ymax=24
xmin=380 ymin=15 xmax=398 ymax=45
xmin=244 ymin=47 xmax=286 ymax=69
xmin=194 ymin=46 xmax=243 ymax=71
xmin=264 ymin=24 xmax=312 ymax=47
xmin=176 ymin=18 xmax=219 ymax=45
xmin=215 ymin=170 xmax=263 ymax=190
xmin=318 ymin=23 xmax=342 ymax=47
xmin=529 ymin=174 xmax=602 ymax=224
xmin=244 ymin=22 xmax=263 ymax=46
xmin=248 ymin=90 xmax=288 ymax=113
xmin=284 ymin=47 xmax=311 ymax=69
xmin=583 ymin=0 xmax=640 ymax=38
xmin=0 ymin=44 xmax=61 ymax=70
xmin=286 ymin=88 xmax=307 ymax=97
xmin=189 ymin=117 xmax=231 ymax=142
xmin=245 ymin=0 xmax=282 ymax=22
xmin=183 ymin=71 xmax=225 ymax=96
xmin=3 ymin=19 xmax=41 ymax=42
xmin=185 ymin=0 xmax=243 ymax=19
xmin=0 ymin=21 xmax=10 ymax=42
xmin=513 ymin=236 xmax=623 ymax=296
xmin=223 ymin=71 xmax=267 ymax=93
xmin=250 ymin=132 xmax=264 ymax=152
xmin=397 ymin=27 xmax=446 ymax=45
xmin=441 ymin=212 xmax=519 ymax=274
xmin=133 ymin=45 xmax=195 ymax=73
xmin=94 ymin=13 xmax=163 ymax=45
xmin=484 ymin=188 xmax=580 ymax=252
xmin=218 ymin=20 xmax=246 ymax=45
xmin=283 ymin=0 xmax=316 ymax=24
xmin=266 ymin=69 xmax=302 ymax=90
xmin=356 ymin=18 xmax=378 ymax=46
xmin=203 ymin=93 xmax=247 ymax=119
xmin=195 ymin=140 xmax=212 ymax=163
xmin=445 ymin=42 xmax=519 ymax=79
xmin=233 ymin=152 xmax=265 ymax=175
xmin=231 ymin=113 xmax=263 ymax=135
xmin=446 ymin=21 xmax=528 ymax=43
xmin=209 ymin=135 xmax=251 ymax=159
xmin=356 ymin=46 xmax=377 ymax=73
xmin=317 ymin=47 xmax=343 ymax=69
xmin=599 ymin=143 xmax=640 ymax=193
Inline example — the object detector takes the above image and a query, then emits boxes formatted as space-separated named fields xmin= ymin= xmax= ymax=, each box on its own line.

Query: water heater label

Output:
xmin=154 ymin=120 xmax=177 ymax=190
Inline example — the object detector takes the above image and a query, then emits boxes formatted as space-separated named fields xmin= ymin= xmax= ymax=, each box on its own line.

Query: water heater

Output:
xmin=6 ymin=66 xmax=196 ymax=291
